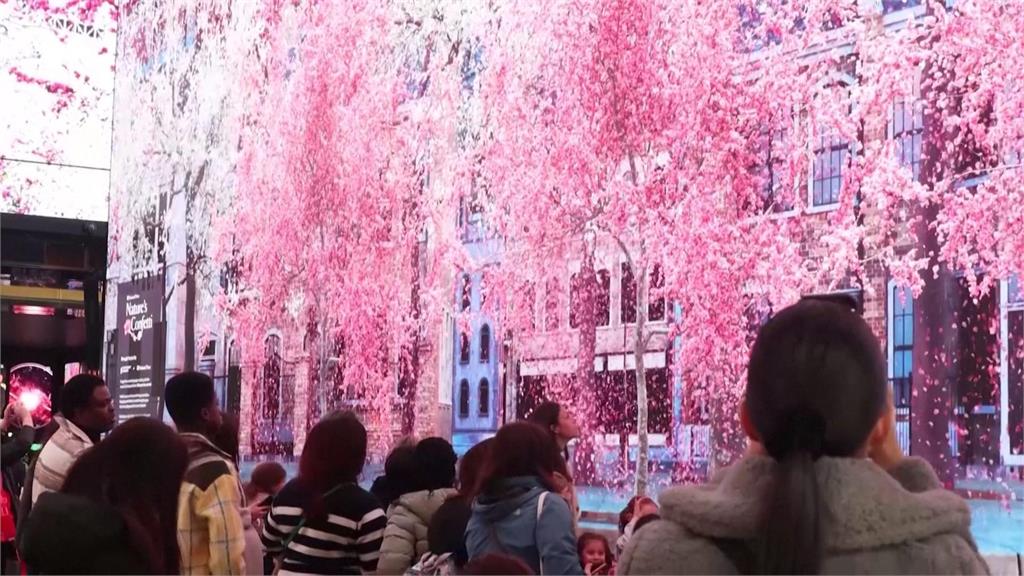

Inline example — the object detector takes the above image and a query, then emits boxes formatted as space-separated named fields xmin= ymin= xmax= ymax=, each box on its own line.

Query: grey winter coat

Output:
xmin=377 ymin=488 xmax=458 ymax=575
xmin=620 ymin=456 xmax=990 ymax=575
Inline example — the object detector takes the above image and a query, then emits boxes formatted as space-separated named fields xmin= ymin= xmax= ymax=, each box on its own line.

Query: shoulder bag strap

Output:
xmin=535 ymin=492 xmax=548 ymax=575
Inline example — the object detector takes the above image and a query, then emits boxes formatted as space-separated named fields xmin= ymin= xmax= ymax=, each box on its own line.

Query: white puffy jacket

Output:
xmin=376 ymin=488 xmax=458 ymax=575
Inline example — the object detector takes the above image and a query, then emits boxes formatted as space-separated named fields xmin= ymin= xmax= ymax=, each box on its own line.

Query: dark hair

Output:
xmin=210 ymin=412 xmax=239 ymax=463
xmin=164 ymin=371 xmax=216 ymax=428
xmin=414 ymin=437 xmax=457 ymax=492
xmin=298 ymin=412 xmax=367 ymax=522
xmin=526 ymin=401 xmax=573 ymax=464
xmin=370 ymin=443 xmax=418 ymax=508
xmin=577 ymin=532 xmax=613 ymax=567
xmin=747 ymin=300 xmax=886 ymax=574
xmin=59 ymin=374 xmax=106 ymax=419
xmin=250 ymin=462 xmax=287 ymax=495
xmin=800 ymin=292 xmax=864 ymax=315
xmin=427 ymin=497 xmax=473 ymax=567
xmin=386 ymin=441 xmax=417 ymax=477
xmin=634 ymin=496 xmax=657 ymax=512
xmin=526 ymin=401 xmax=561 ymax=438
xmin=458 ymin=437 xmax=493 ymax=498
xmin=463 ymin=553 xmax=534 ymax=575
xmin=478 ymin=422 xmax=563 ymax=495
xmin=633 ymin=513 xmax=660 ymax=533
xmin=61 ymin=417 xmax=188 ymax=574
xmin=618 ymin=496 xmax=638 ymax=532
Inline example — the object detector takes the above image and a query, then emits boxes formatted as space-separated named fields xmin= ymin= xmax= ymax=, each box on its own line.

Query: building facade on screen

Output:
xmin=447 ymin=0 xmax=1022 ymax=482
xmin=102 ymin=0 xmax=1021 ymax=477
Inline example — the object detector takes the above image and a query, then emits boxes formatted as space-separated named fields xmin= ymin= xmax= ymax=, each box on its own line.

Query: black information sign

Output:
xmin=114 ymin=276 xmax=164 ymax=423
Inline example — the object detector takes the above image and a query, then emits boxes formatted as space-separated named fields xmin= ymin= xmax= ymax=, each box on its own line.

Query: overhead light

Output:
xmin=12 ymin=305 xmax=55 ymax=316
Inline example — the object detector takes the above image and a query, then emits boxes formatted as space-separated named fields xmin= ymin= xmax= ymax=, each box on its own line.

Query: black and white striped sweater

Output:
xmin=262 ymin=480 xmax=386 ymax=575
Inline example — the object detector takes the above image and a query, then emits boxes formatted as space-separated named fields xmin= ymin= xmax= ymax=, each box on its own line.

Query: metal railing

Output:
xmin=895 ymin=406 xmax=911 ymax=455
xmin=890 ymin=377 xmax=912 ymax=455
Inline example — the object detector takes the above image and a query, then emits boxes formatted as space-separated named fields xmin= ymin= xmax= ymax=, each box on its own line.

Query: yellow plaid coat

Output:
xmin=177 ymin=433 xmax=247 ymax=576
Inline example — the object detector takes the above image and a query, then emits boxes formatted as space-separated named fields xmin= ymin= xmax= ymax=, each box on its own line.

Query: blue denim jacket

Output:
xmin=465 ymin=476 xmax=582 ymax=575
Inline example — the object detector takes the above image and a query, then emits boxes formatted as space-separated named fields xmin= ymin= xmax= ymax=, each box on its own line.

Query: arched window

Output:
xmin=478 ymin=378 xmax=490 ymax=417
xmin=459 ymin=332 xmax=470 ymax=364
xmin=479 ymin=324 xmax=491 ymax=363
xmin=459 ymin=379 xmax=470 ymax=418
xmin=544 ymin=277 xmax=561 ymax=331
xmin=621 ymin=264 xmax=637 ymax=323
xmin=262 ymin=334 xmax=282 ymax=421
xmin=226 ymin=339 xmax=241 ymax=413
xmin=648 ymin=264 xmax=666 ymax=321
xmin=597 ymin=269 xmax=611 ymax=327
xmin=461 ymin=274 xmax=472 ymax=311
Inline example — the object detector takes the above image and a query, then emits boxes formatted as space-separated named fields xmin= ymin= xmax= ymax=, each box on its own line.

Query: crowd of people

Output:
xmin=0 ymin=299 xmax=992 ymax=574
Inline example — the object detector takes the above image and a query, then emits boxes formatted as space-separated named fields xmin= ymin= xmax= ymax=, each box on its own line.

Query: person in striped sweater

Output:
xmin=263 ymin=412 xmax=386 ymax=575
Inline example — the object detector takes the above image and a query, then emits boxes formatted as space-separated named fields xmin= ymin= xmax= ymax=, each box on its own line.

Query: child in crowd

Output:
xmin=577 ymin=532 xmax=614 ymax=576
xmin=244 ymin=462 xmax=287 ymax=512
xmin=244 ymin=462 xmax=288 ymax=576
xmin=631 ymin=512 xmax=660 ymax=534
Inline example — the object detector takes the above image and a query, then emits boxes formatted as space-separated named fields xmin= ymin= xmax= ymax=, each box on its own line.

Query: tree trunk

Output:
xmin=181 ymin=164 xmax=206 ymax=373
xmin=634 ymin=262 xmax=650 ymax=497
xmin=910 ymin=36 xmax=969 ymax=487
xmin=574 ymin=240 xmax=598 ymax=483
xmin=317 ymin=311 xmax=330 ymax=424
xmin=621 ymin=152 xmax=650 ymax=496
xmin=912 ymin=150 xmax=957 ymax=485
xmin=708 ymin=369 xmax=746 ymax=474
xmin=911 ymin=222 xmax=957 ymax=486
xmin=184 ymin=263 xmax=196 ymax=371
xmin=400 ymin=237 xmax=422 ymax=436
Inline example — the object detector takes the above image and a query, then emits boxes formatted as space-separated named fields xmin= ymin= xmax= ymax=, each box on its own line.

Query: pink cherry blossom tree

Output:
xmin=472 ymin=0 xmax=855 ymax=492
xmin=221 ymin=0 xmax=466 ymax=445
xmin=95 ymin=0 xmax=1022 ymax=482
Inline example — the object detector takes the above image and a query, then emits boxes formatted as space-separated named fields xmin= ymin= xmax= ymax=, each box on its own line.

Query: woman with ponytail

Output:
xmin=619 ymin=299 xmax=989 ymax=575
